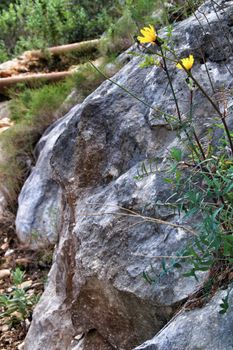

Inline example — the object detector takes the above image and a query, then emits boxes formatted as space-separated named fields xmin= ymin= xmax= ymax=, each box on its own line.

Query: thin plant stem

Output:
xmin=78 ymin=203 xmax=198 ymax=236
xmin=170 ymin=51 xmax=233 ymax=154
xmin=220 ymin=117 xmax=233 ymax=152
xmin=192 ymin=0 xmax=233 ymax=77
xmin=188 ymin=71 xmax=233 ymax=153
xmin=192 ymin=130 xmax=205 ymax=159
xmin=158 ymin=46 xmax=203 ymax=160
xmin=190 ymin=90 xmax=206 ymax=159
xmin=159 ymin=45 xmax=182 ymax=123
xmin=132 ymin=253 xmax=193 ymax=259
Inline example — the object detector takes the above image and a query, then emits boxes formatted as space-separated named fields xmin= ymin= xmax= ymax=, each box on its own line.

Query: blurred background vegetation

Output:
xmin=0 ymin=0 xmax=203 ymax=62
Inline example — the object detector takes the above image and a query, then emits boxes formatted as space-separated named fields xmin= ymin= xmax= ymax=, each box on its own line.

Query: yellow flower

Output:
xmin=176 ymin=55 xmax=194 ymax=71
xmin=137 ymin=25 xmax=157 ymax=45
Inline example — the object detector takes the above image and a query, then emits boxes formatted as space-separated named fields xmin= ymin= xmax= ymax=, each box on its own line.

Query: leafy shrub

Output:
xmin=9 ymin=81 xmax=72 ymax=125
xmin=0 ymin=268 xmax=40 ymax=325
xmin=71 ymin=0 xmax=118 ymax=42
xmin=0 ymin=0 xmax=13 ymax=10
xmin=0 ymin=81 xmax=72 ymax=205
xmin=0 ymin=0 xmax=118 ymax=62
xmin=71 ymin=60 xmax=114 ymax=99
xmin=0 ymin=0 xmax=79 ymax=59
xmin=99 ymin=0 xmax=157 ymax=56
xmin=0 ymin=0 xmax=204 ymax=63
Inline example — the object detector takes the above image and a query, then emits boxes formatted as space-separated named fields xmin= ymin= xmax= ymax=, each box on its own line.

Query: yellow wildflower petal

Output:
xmin=149 ymin=24 xmax=155 ymax=31
xmin=137 ymin=36 xmax=151 ymax=43
xmin=140 ymin=29 xmax=150 ymax=36
xmin=138 ymin=25 xmax=157 ymax=44
xmin=176 ymin=54 xmax=194 ymax=71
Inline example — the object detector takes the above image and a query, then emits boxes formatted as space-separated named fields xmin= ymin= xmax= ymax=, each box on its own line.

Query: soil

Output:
xmin=0 ymin=211 xmax=52 ymax=350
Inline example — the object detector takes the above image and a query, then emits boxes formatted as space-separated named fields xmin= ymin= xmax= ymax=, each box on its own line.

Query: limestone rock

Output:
xmin=17 ymin=0 xmax=233 ymax=349
xmin=15 ymin=104 xmax=80 ymax=247
xmin=134 ymin=286 xmax=233 ymax=350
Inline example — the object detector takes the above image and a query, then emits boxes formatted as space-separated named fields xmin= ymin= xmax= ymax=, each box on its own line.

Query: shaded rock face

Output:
xmin=135 ymin=285 xmax=233 ymax=350
xmin=15 ymin=104 xmax=80 ymax=247
xmin=18 ymin=0 xmax=233 ymax=349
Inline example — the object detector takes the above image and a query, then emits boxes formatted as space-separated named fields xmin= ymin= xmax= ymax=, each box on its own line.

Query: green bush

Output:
xmin=71 ymin=0 xmax=118 ymax=41
xmin=0 ymin=80 xmax=72 ymax=205
xmin=9 ymin=81 xmax=72 ymax=124
xmin=0 ymin=268 xmax=40 ymax=326
xmin=0 ymin=0 xmax=80 ymax=59
xmin=0 ymin=0 xmax=118 ymax=62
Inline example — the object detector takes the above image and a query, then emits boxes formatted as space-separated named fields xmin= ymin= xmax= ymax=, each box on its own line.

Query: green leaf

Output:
xmin=173 ymin=262 xmax=182 ymax=268
xmin=161 ymin=258 xmax=167 ymax=273
xmin=139 ymin=55 xmax=155 ymax=68
xmin=170 ymin=148 xmax=182 ymax=162
xmin=163 ymin=177 xmax=174 ymax=184
xmin=183 ymin=269 xmax=198 ymax=281
xmin=12 ymin=268 xmax=25 ymax=286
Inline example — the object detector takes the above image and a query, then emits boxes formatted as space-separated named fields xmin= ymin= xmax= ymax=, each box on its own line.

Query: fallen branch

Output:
xmin=0 ymin=71 xmax=73 ymax=91
xmin=0 ymin=39 xmax=101 ymax=80
xmin=29 ymin=38 xmax=100 ymax=57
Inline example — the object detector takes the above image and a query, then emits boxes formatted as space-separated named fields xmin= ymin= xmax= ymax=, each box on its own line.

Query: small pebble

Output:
xmin=11 ymin=311 xmax=21 ymax=319
xmin=74 ymin=333 xmax=84 ymax=341
xmin=17 ymin=341 xmax=25 ymax=350
xmin=15 ymin=258 xmax=31 ymax=266
xmin=25 ymin=319 xmax=31 ymax=328
xmin=0 ymin=269 xmax=11 ymax=280
xmin=1 ymin=242 xmax=9 ymax=250
xmin=1 ymin=324 xmax=10 ymax=332
xmin=19 ymin=280 xmax=33 ymax=289
xmin=4 ymin=248 xmax=14 ymax=257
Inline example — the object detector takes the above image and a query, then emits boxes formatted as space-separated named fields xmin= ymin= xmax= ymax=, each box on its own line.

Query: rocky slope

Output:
xmin=14 ymin=0 xmax=233 ymax=349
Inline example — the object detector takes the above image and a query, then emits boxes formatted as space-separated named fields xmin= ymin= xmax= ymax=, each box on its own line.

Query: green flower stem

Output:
xmin=159 ymin=45 xmax=182 ymax=123
xmin=158 ymin=46 xmax=203 ymax=160
xmin=165 ymin=44 xmax=233 ymax=154
xmin=137 ymin=47 xmax=178 ymax=64
xmin=189 ymin=90 xmax=227 ymax=210
xmin=219 ymin=116 xmax=233 ymax=153
xmin=187 ymin=71 xmax=233 ymax=154
xmin=145 ymin=47 xmax=212 ymax=159
xmin=190 ymin=90 xmax=206 ymax=160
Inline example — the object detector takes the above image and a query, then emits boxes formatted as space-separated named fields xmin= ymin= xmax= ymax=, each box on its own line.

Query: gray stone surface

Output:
xmin=0 ymin=101 xmax=11 ymax=217
xmin=15 ymin=104 xmax=80 ymax=247
xmin=18 ymin=0 xmax=233 ymax=349
xmin=0 ymin=188 xmax=7 ymax=217
xmin=0 ymin=101 xmax=10 ymax=121
xmin=135 ymin=286 xmax=233 ymax=350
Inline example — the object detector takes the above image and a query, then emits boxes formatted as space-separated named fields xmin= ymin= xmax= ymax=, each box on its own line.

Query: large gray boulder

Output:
xmin=17 ymin=0 xmax=233 ymax=349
